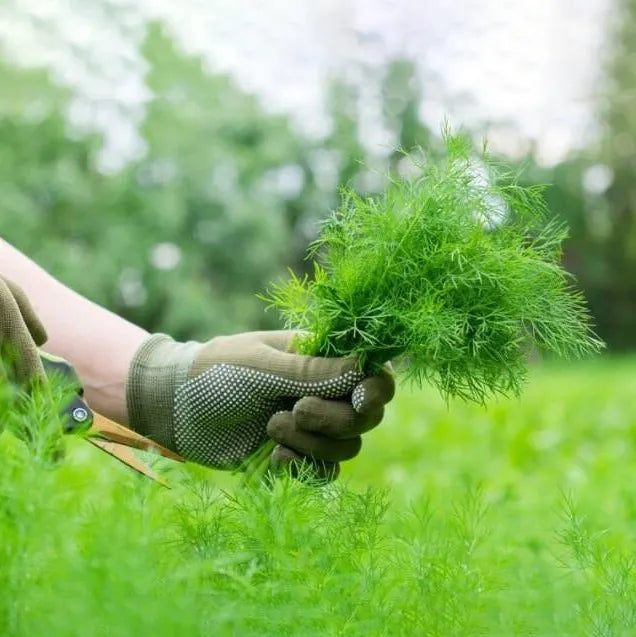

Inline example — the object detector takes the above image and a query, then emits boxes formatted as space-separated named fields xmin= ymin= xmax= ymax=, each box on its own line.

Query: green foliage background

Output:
xmin=1 ymin=15 xmax=632 ymax=347
xmin=2 ymin=359 xmax=636 ymax=635
xmin=0 ymin=23 xmax=398 ymax=342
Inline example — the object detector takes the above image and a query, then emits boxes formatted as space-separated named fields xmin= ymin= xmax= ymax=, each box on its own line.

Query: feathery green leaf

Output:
xmin=263 ymin=130 xmax=604 ymax=403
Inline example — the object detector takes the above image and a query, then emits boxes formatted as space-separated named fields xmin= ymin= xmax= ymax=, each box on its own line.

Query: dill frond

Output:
xmin=264 ymin=130 xmax=604 ymax=403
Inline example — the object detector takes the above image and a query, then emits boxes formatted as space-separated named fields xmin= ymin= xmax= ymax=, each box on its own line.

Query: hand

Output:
xmin=0 ymin=276 xmax=47 ymax=385
xmin=0 ymin=276 xmax=53 ymax=448
xmin=127 ymin=331 xmax=394 ymax=475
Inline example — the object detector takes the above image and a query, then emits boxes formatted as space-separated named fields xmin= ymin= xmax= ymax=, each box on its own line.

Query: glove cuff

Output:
xmin=126 ymin=334 xmax=201 ymax=450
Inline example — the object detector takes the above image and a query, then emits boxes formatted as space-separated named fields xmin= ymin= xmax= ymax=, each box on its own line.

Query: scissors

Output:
xmin=40 ymin=351 xmax=184 ymax=487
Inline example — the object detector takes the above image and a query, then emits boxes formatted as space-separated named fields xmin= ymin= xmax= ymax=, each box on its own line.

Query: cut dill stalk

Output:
xmin=250 ymin=129 xmax=603 ymax=480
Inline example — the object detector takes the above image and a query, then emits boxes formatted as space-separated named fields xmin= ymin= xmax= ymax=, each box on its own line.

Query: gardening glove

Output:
xmin=126 ymin=331 xmax=394 ymax=474
xmin=0 ymin=276 xmax=47 ymax=386
xmin=0 ymin=276 xmax=50 ymax=443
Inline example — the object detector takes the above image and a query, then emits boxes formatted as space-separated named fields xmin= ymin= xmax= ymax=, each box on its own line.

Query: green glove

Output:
xmin=126 ymin=331 xmax=394 ymax=473
xmin=0 ymin=277 xmax=47 ymax=385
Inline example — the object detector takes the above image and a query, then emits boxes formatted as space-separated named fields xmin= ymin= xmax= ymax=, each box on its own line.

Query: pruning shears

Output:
xmin=40 ymin=352 xmax=184 ymax=487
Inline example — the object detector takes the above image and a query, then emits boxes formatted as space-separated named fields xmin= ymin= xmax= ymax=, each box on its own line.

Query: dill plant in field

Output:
xmin=265 ymin=131 xmax=603 ymax=403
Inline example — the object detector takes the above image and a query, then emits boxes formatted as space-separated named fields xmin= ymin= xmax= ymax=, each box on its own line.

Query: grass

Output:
xmin=2 ymin=356 xmax=636 ymax=636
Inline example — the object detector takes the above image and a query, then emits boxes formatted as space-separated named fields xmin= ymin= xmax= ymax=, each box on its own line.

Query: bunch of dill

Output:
xmin=264 ymin=131 xmax=603 ymax=404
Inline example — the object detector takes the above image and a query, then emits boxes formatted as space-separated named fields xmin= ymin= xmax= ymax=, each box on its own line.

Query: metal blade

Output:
xmin=88 ymin=438 xmax=169 ymax=488
xmin=89 ymin=412 xmax=185 ymax=463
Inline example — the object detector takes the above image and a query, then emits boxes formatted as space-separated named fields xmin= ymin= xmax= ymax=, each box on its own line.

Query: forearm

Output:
xmin=0 ymin=239 xmax=148 ymax=424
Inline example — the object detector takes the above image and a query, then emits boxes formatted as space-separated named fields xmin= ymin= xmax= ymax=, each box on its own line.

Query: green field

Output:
xmin=2 ymin=357 xmax=635 ymax=636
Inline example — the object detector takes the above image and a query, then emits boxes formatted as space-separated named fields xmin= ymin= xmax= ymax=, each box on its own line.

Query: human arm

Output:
xmin=0 ymin=238 xmax=147 ymax=424
xmin=0 ymin=238 xmax=394 ymax=475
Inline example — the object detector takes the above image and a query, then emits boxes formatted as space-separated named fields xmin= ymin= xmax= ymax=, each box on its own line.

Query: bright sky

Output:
xmin=0 ymin=0 xmax=613 ymax=171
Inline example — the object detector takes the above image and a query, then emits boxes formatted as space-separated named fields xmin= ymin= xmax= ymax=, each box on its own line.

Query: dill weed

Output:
xmin=264 ymin=130 xmax=603 ymax=404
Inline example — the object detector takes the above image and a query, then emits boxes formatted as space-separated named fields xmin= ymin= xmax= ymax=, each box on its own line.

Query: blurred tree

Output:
xmin=595 ymin=0 xmax=636 ymax=347
xmin=0 ymin=63 xmax=113 ymax=300
xmin=514 ymin=159 xmax=612 ymax=342
xmin=0 ymin=25 xmax=338 ymax=339
xmin=381 ymin=58 xmax=432 ymax=167
xmin=0 ymin=22 xmax=438 ymax=342
xmin=125 ymin=22 xmax=312 ymax=337
xmin=324 ymin=79 xmax=366 ymax=185
xmin=515 ymin=0 xmax=636 ymax=349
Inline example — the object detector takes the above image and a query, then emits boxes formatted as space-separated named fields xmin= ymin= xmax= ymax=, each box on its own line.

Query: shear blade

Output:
xmin=89 ymin=413 xmax=184 ymax=463
xmin=86 ymin=412 xmax=184 ymax=488
xmin=88 ymin=438 xmax=169 ymax=488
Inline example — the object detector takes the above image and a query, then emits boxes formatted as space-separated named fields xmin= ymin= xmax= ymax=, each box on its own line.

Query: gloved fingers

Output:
xmin=2 ymin=278 xmax=48 ymax=346
xmin=293 ymin=396 xmax=383 ymax=438
xmin=258 ymin=330 xmax=362 ymax=388
xmin=264 ymin=346 xmax=361 ymax=389
xmin=257 ymin=330 xmax=299 ymax=352
xmin=267 ymin=411 xmax=362 ymax=462
xmin=351 ymin=367 xmax=396 ymax=414
xmin=261 ymin=333 xmax=396 ymax=406
xmin=270 ymin=444 xmax=340 ymax=482
xmin=195 ymin=330 xmax=366 ymax=400
xmin=2 ymin=341 xmax=46 ymax=386
xmin=0 ymin=279 xmax=46 ymax=384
